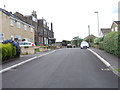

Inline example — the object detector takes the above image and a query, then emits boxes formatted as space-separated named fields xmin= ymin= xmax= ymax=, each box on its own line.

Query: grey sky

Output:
xmin=0 ymin=0 xmax=119 ymax=42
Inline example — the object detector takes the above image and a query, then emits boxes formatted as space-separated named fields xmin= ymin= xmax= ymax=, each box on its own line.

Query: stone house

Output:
xmin=0 ymin=8 xmax=34 ymax=43
xmin=14 ymin=11 xmax=38 ymax=44
xmin=37 ymin=19 xmax=55 ymax=45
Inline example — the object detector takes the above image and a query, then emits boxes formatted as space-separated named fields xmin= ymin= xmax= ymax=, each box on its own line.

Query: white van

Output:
xmin=80 ymin=41 xmax=89 ymax=49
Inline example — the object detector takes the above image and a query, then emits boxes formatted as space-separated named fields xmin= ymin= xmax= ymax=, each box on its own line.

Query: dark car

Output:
xmin=67 ymin=44 xmax=72 ymax=48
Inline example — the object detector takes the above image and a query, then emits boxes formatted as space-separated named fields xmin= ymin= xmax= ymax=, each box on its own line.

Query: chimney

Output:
xmin=51 ymin=22 xmax=53 ymax=31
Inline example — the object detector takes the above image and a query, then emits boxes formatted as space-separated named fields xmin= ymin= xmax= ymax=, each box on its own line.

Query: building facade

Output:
xmin=111 ymin=21 xmax=119 ymax=32
xmin=101 ymin=28 xmax=111 ymax=36
xmin=101 ymin=21 xmax=119 ymax=36
xmin=37 ymin=19 xmax=55 ymax=45
xmin=0 ymin=8 xmax=34 ymax=43
xmin=14 ymin=11 xmax=38 ymax=44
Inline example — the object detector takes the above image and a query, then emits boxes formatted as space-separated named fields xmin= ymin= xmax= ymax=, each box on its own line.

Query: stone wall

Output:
xmin=21 ymin=46 xmax=35 ymax=54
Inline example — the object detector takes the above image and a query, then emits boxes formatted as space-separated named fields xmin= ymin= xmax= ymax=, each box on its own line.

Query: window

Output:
xmin=17 ymin=22 xmax=21 ymax=28
xmin=15 ymin=35 xmax=21 ymax=40
xmin=115 ymin=27 xmax=118 ymax=31
xmin=24 ymin=25 xmax=27 ymax=30
xmin=111 ymin=28 xmax=114 ymax=31
xmin=10 ymin=19 xmax=14 ymax=26
xmin=10 ymin=35 xmax=14 ymax=40
xmin=30 ymin=27 xmax=34 ymax=32
xmin=0 ymin=33 xmax=4 ymax=42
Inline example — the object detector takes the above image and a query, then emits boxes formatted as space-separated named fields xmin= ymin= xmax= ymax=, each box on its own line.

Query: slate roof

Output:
xmin=0 ymin=8 xmax=33 ymax=26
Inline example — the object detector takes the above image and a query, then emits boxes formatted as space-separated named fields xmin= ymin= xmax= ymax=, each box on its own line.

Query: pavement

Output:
xmin=2 ymin=50 xmax=53 ymax=69
xmin=2 ymin=48 xmax=119 ymax=88
xmin=89 ymin=47 xmax=119 ymax=77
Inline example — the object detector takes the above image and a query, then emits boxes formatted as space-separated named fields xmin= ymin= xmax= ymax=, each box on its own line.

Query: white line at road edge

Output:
xmin=87 ymin=49 xmax=111 ymax=67
xmin=0 ymin=50 xmax=56 ymax=73
xmin=87 ymin=48 xmax=120 ymax=77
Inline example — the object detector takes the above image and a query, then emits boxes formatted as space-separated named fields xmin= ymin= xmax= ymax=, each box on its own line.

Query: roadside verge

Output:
xmin=88 ymin=48 xmax=120 ymax=77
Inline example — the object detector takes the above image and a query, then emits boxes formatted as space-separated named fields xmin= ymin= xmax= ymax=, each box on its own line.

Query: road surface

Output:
xmin=2 ymin=48 xmax=118 ymax=88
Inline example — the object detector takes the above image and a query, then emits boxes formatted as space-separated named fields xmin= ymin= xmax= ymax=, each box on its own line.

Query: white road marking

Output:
xmin=0 ymin=50 xmax=56 ymax=74
xmin=87 ymin=48 xmax=111 ymax=67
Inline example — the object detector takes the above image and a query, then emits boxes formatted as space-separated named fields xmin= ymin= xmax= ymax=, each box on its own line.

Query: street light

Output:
xmin=94 ymin=11 xmax=100 ymax=37
xmin=88 ymin=25 xmax=90 ymax=45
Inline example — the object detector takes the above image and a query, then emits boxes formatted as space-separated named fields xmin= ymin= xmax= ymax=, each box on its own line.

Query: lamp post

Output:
xmin=88 ymin=25 xmax=90 ymax=45
xmin=94 ymin=11 xmax=100 ymax=37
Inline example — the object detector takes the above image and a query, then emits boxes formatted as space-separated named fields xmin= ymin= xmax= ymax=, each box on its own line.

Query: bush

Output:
xmin=104 ymin=31 xmax=119 ymax=56
xmin=99 ymin=41 xmax=104 ymax=50
xmin=0 ymin=43 xmax=17 ymax=61
xmin=94 ymin=38 xmax=100 ymax=45
xmin=35 ymin=48 xmax=40 ymax=52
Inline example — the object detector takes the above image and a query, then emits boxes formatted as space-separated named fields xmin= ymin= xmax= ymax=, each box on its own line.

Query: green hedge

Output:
xmin=104 ymin=31 xmax=119 ymax=56
xmin=94 ymin=38 xmax=100 ymax=45
xmin=0 ymin=43 xmax=16 ymax=61
xmin=99 ymin=41 xmax=104 ymax=50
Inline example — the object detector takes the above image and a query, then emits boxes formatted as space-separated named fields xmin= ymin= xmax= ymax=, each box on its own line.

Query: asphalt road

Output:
xmin=2 ymin=48 xmax=118 ymax=88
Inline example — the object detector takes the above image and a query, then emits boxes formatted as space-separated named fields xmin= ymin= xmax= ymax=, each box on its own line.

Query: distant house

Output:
xmin=111 ymin=21 xmax=120 ymax=32
xmin=37 ymin=19 xmax=55 ymax=45
xmin=15 ymin=12 xmax=55 ymax=46
xmin=84 ymin=34 xmax=96 ymax=40
xmin=101 ymin=28 xmax=111 ymax=36
xmin=0 ymin=8 xmax=35 ymax=43
xmin=101 ymin=21 xmax=119 ymax=36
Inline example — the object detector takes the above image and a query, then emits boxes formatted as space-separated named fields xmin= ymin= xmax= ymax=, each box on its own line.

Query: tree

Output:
xmin=72 ymin=36 xmax=83 ymax=47
xmin=62 ymin=40 xmax=71 ymax=46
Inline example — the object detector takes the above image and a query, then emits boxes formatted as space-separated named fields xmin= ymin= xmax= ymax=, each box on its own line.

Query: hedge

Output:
xmin=104 ymin=31 xmax=119 ymax=56
xmin=94 ymin=38 xmax=100 ymax=45
xmin=0 ymin=43 xmax=16 ymax=61
xmin=99 ymin=41 xmax=104 ymax=50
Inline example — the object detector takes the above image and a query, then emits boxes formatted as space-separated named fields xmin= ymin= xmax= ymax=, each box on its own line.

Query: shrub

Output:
xmin=35 ymin=48 xmax=40 ymax=52
xmin=0 ymin=43 xmax=17 ymax=61
xmin=94 ymin=38 xmax=100 ymax=45
xmin=99 ymin=41 xmax=104 ymax=50
xmin=104 ymin=31 xmax=119 ymax=56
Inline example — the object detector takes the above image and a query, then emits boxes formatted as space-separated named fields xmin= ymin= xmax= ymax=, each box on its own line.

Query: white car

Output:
xmin=19 ymin=41 xmax=35 ymax=47
xmin=80 ymin=41 xmax=89 ymax=49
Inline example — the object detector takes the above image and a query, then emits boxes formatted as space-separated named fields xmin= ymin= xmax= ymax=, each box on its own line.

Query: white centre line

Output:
xmin=0 ymin=50 xmax=56 ymax=74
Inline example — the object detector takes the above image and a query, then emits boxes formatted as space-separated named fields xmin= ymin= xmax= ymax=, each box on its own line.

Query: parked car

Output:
xmin=80 ymin=41 xmax=89 ymax=49
xmin=67 ymin=44 xmax=72 ymax=48
xmin=19 ymin=41 xmax=35 ymax=47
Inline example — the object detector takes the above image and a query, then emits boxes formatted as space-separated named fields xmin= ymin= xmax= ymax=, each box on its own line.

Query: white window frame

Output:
xmin=17 ymin=22 xmax=21 ymax=28
xmin=30 ymin=27 xmax=34 ymax=32
xmin=0 ymin=33 xmax=4 ymax=42
xmin=24 ymin=25 xmax=27 ymax=30
xmin=115 ymin=27 xmax=118 ymax=31
xmin=10 ymin=19 xmax=14 ymax=26
xmin=15 ymin=35 xmax=21 ymax=40
xmin=11 ymin=35 xmax=14 ymax=40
